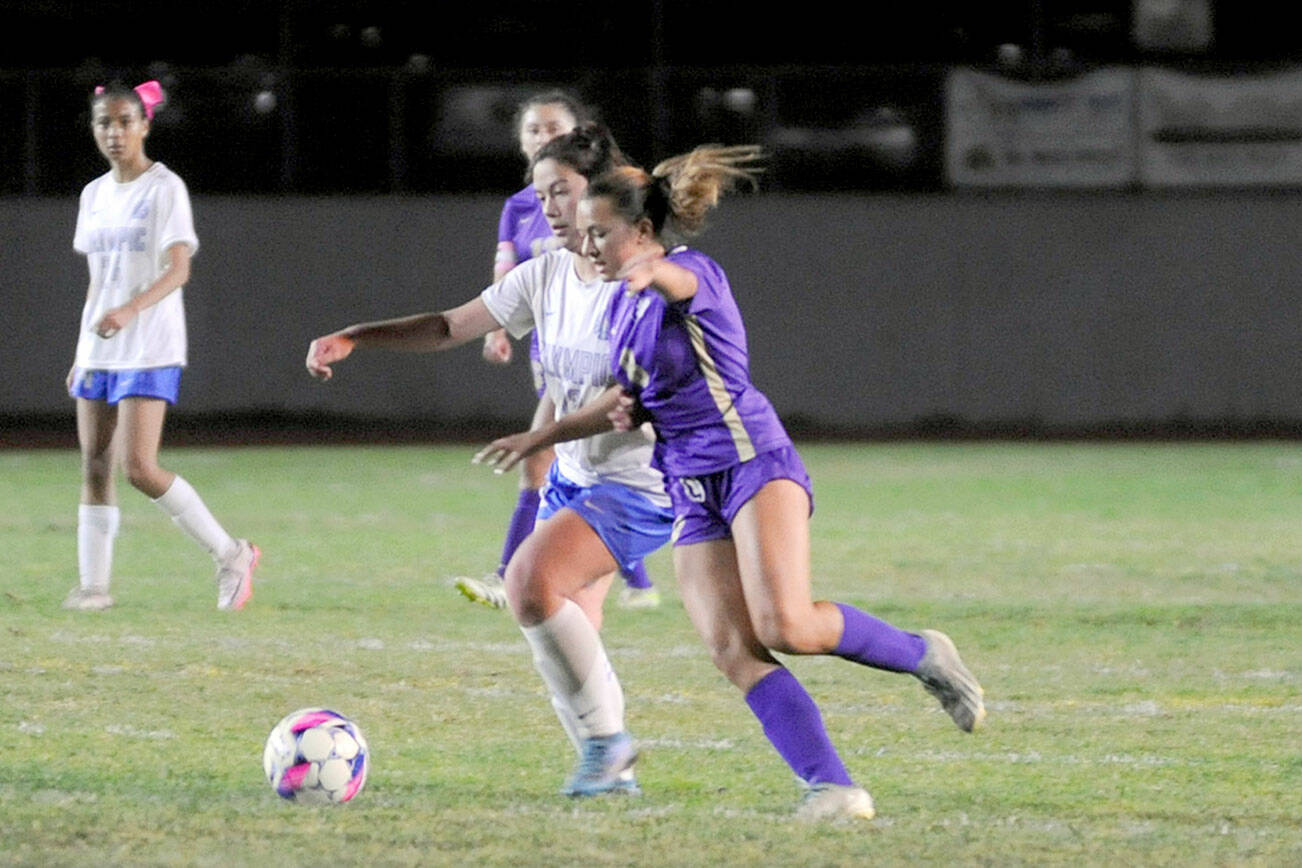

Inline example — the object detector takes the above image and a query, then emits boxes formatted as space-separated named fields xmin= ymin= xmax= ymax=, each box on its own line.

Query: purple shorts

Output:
xmin=667 ymin=446 xmax=814 ymax=546
xmin=69 ymin=366 xmax=182 ymax=405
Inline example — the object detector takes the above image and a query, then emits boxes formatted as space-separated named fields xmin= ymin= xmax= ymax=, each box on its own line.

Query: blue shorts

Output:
xmin=537 ymin=463 xmax=673 ymax=575
xmin=667 ymin=446 xmax=814 ymax=547
xmin=68 ymin=366 xmax=183 ymax=405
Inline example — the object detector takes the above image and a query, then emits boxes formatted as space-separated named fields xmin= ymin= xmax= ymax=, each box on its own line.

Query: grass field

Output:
xmin=2 ymin=442 xmax=1300 ymax=866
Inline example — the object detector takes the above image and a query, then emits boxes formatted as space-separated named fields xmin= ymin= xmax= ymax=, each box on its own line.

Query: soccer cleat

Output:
xmin=609 ymin=769 xmax=643 ymax=796
xmin=455 ymin=573 xmax=509 ymax=610
xmin=913 ymin=629 xmax=986 ymax=732
xmin=562 ymin=732 xmax=639 ymax=797
xmin=795 ymin=783 xmax=875 ymax=821
xmin=216 ymin=539 xmax=259 ymax=611
xmin=62 ymin=586 xmax=114 ymax=611
xmin=617 ymin=585 xmax=661 ymax=610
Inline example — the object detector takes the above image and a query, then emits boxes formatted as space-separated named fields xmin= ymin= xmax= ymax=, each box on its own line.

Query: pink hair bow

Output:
xmin=94 ymin=80 xmax=165 ymax=119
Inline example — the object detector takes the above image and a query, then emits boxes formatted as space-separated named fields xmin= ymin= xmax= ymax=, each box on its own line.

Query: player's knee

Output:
xmin=752 ymin=608 xmax=820 ymax=655
xmin=504 ymin=559 xmax=549 ymax=624
xmin=122 ymin=455 xmax=161 ymax=492
xmin=706 ymin=645 xmax=750 ymax=685
xmin=701 ymin=636 xmax=772 ymax=689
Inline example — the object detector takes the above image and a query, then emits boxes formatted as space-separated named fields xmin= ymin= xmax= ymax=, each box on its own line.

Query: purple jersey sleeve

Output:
xmin=497 ymin=186 xmax=556 ymax=265
xmin=497 ymin=194 xmax=520 ymax=244
xmin=608 ymin=249 xmax=791 ymax=477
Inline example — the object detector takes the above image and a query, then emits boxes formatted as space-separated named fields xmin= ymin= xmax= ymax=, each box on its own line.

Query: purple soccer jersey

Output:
xmin=498 ymin=186 xmax=559 ymax=265
xmin=607 ymin=248 xmax=792 ymax=478
xmin=498 ymin=186 xmax=558 ymax=395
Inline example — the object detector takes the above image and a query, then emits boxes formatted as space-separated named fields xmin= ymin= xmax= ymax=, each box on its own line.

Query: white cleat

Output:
xmin=914 ymin=629 xmax=986 ymax=732
xmin=617 ymin=585 xmax=660 ymax=610
xmin=62 ymin=586 xmax=114 ymax=611
xmin=795 ymin=783 xmax=876 ymax=821
xmin=216 ymin=539 xmax=259 ymax=611
xmin=455 ymin=573 xmax=509 ymax=610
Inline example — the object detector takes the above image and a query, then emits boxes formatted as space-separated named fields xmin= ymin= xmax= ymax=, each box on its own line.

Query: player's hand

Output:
xmin=65 ymin=365 xmax=75 ymax=391
xmin=618 ymin=258 xmax=659 ymax=296
xmin=482 ymin=329 xmax=512 ymax=365
xmin=607 ymin=390 xmax=646 ymax=432
xmin=472 ymin=430 xmax=542 ymax=474
xmin=305 ymin=332 xmax=356 ymax=381
xmin=94 ymin=305 xmax=136 ymax=339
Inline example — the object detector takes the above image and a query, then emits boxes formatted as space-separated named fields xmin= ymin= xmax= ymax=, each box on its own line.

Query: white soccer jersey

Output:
xmin=72 ymin=162 xmax=199 ymax=370
xmin=481 ymin=250 xmax=669 ymax=506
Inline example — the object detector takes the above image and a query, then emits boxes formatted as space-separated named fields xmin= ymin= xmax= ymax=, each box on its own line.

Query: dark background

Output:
xmin=2 ymin=1 xmax=1299 ymax=440
xmin=11 ymin=0 xmax=1298 ymax=68
xmin=4 ymin=1 xmax=1300 ymax=196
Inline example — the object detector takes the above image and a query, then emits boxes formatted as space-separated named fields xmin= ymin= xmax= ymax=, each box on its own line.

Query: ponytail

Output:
xmin=587 ymin=145 xmax=762 ymax=241
xmin=651 ymin=145 xmax=762 ymax=236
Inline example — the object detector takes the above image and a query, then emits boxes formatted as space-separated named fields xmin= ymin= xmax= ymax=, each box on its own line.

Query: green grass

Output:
xmin=2 ymin=442 xmax=1300 ymax=866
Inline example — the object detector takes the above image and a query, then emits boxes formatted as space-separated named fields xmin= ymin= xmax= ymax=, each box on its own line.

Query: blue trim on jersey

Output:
xmin=69 ymin=366 xmax=182 ymax=405
xmin=537 ymin=463 xmax=673 ymax=575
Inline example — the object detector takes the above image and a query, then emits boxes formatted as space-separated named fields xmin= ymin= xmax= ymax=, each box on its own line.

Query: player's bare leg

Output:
xmin=676 ymin=539 xmax=871 ymax=819
xmin=733 ymin=479 xmax=984 ymax=731
xmin=117 ymin=397 xmax=258 ymax=610
xmin=507 ymin=509 xmax=639 ymax=795
xmin=65 ymin=398 xmax=121 ymax=610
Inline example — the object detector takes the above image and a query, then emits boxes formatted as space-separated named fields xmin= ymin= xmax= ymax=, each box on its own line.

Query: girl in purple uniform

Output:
xmin=477 ymin=148 xmax=986 ymax=820
xmin=457 ymin=91 xmax=659 ymax=612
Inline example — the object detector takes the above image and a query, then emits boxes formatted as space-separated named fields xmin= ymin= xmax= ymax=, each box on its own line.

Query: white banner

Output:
xmin=1139 ymin=68 xmax=1302 ymax=186
xmin=945 ymin=67 xmax=1136 ymax=188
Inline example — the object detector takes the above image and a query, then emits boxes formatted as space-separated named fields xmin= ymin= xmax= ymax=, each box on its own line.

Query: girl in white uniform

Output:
xmin=458 ymin=91 xmax=660 ymax=613
xmin=306 ymin=125 xmax=671 ymax=796
xmin=65 ymin=81 xmax=258 ymax=612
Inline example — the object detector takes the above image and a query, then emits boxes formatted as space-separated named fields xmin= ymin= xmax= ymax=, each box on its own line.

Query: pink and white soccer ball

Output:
xmin=263 ymin=708 xmax=369 ymax=804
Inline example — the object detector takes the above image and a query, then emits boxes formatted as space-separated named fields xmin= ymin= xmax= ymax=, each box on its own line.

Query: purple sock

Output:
xmin=497 ymin=488 xmax=540 ymax=576
xmin=620 ymin=560 xmax=653 ymax=590
xmin=833 ymin=602 xmax=926 ymax=673
xmin=744 ymin=668 xmax=854 ymax=787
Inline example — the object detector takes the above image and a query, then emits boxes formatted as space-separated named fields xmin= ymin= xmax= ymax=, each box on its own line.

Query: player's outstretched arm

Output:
xmin=620 ymin=258 xmax=698 ymax=302
xmin=305 ymin=297 xmax=501 ymax=380
xmin=474 ymin=385 xmax=624 ymax=473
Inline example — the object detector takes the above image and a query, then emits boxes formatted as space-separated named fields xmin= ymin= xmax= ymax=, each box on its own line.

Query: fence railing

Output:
xmin=4 ymin=62 xmax=1300 ymax=196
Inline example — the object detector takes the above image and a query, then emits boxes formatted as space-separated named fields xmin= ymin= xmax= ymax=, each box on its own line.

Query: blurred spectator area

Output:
xmin=2 ymin=0 xmax=1298 ymax=195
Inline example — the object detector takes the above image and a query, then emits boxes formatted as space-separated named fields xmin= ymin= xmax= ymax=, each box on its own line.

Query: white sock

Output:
xmin=551 ymin=695 xmax=583 ymax=757
xmin=152 ymin=476 xmax=237 ymax=562
xmin=520 ymin=599 xmax=625 ymax=739
xmin=549 ymin=696 xmax=633 ymax=780
xmin=78 ymin=504 xmax=120 ymax=593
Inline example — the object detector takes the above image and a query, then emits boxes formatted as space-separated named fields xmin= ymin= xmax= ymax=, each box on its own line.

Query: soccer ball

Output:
xmin=263 ymin=708 xmax=370 ymax=804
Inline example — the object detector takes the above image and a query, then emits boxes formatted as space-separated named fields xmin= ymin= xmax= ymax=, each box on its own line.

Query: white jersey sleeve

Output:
xmin=479 ymin=249 xmax=667 ymax=504
xmin=155 ymin=172 xmax=199 ymax=263
xmin=479 ymin=252 xmax=562 ymax=339
xmin=73 ymin=184 xmax=93 ymax=254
